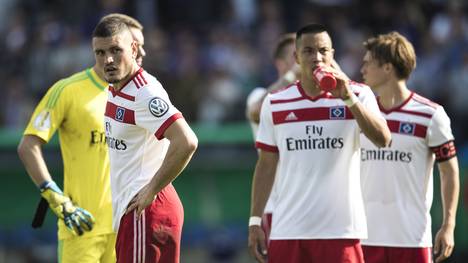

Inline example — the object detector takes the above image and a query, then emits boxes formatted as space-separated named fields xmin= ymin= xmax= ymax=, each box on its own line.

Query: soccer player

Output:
xmin=248 ymin=23 xmax=391 ymax=263
xmin=93 ymin=17 xmax=198 ymax=263
xmin=360 ymin=31 xmax=460 ymax=263
xmin=17 ymin=14 xmax=146 ymax=263
xmin=245 ymin=33 xmax=298 ymax=244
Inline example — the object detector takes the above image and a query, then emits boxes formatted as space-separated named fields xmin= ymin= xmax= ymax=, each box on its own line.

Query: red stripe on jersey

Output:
xmin=256 ymin=142 xmax=279 ymax=152
xmin=270 ymin=82 xmax=296 ymax=94
xmin=154 ymin=112 xmax=183 ymax=140
xmin=413 ymin=93 xmax=438 ymax=109
xmin=386 ymin=120 xmax=427 ymax=138
xmin=109 ymin=86 xmax=135 ymax=101
xmin=431 ymin=140 xmax=456 ymax=162
xmin=120 ymin=67 xmax=144 ymax=90
xmin=394 ymin=109 xmax=432 ymax=119
xmin=132 ymin=79 xmax=141 ymax=89
xmin=135 ymin=75 xmax=144 ymax=87
xmin=270 ymin=97 xmax=305 ymax=104
xmin=139 ymin=72 xmax=148 ymax=84
xmin=105 ymin=102 xmax=135 ymax=124
xmin=272 ymin=107 xmax=354 ymax=125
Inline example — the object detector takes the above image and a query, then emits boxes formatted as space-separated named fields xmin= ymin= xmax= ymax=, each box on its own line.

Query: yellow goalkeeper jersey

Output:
xmin=24 ymin=68 xmax=113 ymax=240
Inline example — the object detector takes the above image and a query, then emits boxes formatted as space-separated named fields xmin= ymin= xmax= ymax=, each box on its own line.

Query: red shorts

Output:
xmin=261 ymin=213 xmax=272 ymax=245
xmin=362 ymin=245 xmax=432 ymax=263
xmin=116 ymin=184 xmax=184 ymax=263
xmin=268 ymin=239 xmax=364 ymax=263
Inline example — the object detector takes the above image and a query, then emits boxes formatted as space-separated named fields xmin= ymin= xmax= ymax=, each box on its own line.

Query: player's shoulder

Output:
xmin=268 ymin=81 xmax=301 ymax=101
xmin=43 ymin=69 xmax=89 ymax=101
xmin=406 ymin=92 xmax=441 ymax=117
xmin=348 ymin=80 xmax=371 ymax=96
xmin=133 ymin=69 xmax=166 ymax=97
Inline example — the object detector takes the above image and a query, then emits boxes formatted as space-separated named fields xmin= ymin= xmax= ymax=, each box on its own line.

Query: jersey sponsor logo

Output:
xmin=361 ymin=148 xmax=412 ymax=163
xmin=90 ymin=130 xmax=107 ymax=145
xmin=115 ymin=107 xmax=126 ymax=122
xmin=329 ymin=106 xmax=346 ymax=119
xmin=105 ymin=136 xmax=127 ymax=150
xmin=286 ymin=124 xmax=344 ymax=151
xmin=149 ymin=97 xmax=169 ymax=117
xmin=399 ymin=122 xmax=415 ymax=135
xmin=33 ymin=110 xmax=51 ymax=131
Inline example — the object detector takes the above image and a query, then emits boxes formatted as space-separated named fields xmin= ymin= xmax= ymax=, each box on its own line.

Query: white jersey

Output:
xmin=360 ymin=92 xmax=456 ymax=247
xmin=256 ymin=81 xmax=382 ymax=240
xmin=246 ymin=87 xmax=277 ymax=213
xmin=104 ymin=68 xmax=183 ymax=230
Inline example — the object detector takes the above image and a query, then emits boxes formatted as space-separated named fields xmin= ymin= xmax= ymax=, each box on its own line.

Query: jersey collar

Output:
xmin=86 ymin=68 xmax=107 ymax=91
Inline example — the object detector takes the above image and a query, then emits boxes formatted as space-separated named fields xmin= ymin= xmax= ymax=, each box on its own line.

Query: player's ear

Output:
xmin=131 ymin=40 xmax=138 ymax=59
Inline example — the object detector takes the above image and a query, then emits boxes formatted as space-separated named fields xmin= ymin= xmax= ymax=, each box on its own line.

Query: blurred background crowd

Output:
xmin=1 ymin=0 xmax=467 ymax=142
xmin=0 ymin=0 xmax=467 ymax=262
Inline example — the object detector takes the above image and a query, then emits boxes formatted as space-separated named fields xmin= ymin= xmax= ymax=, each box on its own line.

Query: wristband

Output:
xmin=283 ymin=70 xmax=296 ymax=83
xmin=343 ymin=93 xmax=358 ymax=107
xmin=249 ymin=216 xmax=262 ymax=226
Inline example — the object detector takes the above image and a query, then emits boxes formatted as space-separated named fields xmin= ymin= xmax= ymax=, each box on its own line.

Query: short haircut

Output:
xmin=92 ymin=16 xmax=130 ymax=38
xmin=296 ymin=23 xmax=329 ymax=47
xmin=363 ymin=31 xmax=416 ymax=80
xmin=100 ymin=13 xmax=143 ymax=30
xmin=273 ymin=33 xmax=295 ymax=60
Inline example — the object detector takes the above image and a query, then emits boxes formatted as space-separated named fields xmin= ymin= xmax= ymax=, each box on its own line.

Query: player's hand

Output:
xmin=321 ymin=65 xmax=352 ymax=100
xmin=126 ymin=183 xmax=156 ymax=217
xmin=434 ymin=224 xmax=455 ymax=262
xmin=40 ymin=181 xmax=95 ymax=236
xmin=248 ymin=225 xmax=268 ymax=263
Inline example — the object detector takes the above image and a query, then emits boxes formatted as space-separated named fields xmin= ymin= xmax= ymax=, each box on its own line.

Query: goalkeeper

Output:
xmin=17 ymin=13 xmax=146 ymax=263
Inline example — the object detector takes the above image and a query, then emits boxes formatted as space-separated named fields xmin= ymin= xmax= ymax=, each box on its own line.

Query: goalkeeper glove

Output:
xmin=39 ymin=181 xmax=95 ymax=236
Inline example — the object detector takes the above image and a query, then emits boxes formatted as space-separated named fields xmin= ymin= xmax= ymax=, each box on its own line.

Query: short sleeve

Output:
xmin=24 ymin=80 xmax=69 ymax=142
xmin=356 ymin=85 xmax=383 ymax=120
xmin=135 ymin=81 xmax=183 ymax=140
xmin=255 ymin=95 xmax=278 ymax=152
xmin=427 ymin=106 xmax=454 ymax=147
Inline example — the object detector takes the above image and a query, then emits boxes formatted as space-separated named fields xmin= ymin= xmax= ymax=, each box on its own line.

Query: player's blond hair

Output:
xmin=100 ymin=13 xmax=143 ymax=30
xmin=363 ymin=31 xmax=416 ymax=80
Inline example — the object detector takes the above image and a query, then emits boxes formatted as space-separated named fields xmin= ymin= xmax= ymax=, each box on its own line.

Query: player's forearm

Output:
xmin=439 ymin=157 xmax=460 ymax=227
xmin=17 ymin=135 xmax=53 ymax=187
xmin=148 ymin=132 xmax=198 ymax=195
xmin=349 ymin=103 xmax=391 ymax=147
xmin=250 ymin=154 xmax=278 ymax=217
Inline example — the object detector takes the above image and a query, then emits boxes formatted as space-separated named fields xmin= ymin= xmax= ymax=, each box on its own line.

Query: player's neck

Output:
xmin=300 ymin=77 xmax=323 ymax=97
xmin=113 ymin=64 xmax=140 ymax=91
xmin=378 ymin=80 xmax=411 ymax=110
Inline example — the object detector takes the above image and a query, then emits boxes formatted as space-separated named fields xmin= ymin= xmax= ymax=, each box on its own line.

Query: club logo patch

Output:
xmin=33 ymin=110 xmax=51 ymax=131
xmin=149 ymin=97 xmax=169 ymax=117
xmin=330 ymin=106 xmax=345 ymax=119
xmin=115 ymin=107 xmax=125 ymax=122
xmin=399 ymin=122 xmax=415 ymax=135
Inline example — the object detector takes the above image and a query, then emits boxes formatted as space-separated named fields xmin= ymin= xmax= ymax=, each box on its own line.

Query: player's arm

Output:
xmin=434 ymin=156 xmax=459 ymax=263
xmin=126 ymin=118 xmax=198 ymax=216
xmin=18 ymin=135 xmax=95 ymax=235
xmin=17 ymin=135 xmax=53 ymax=186
xmin=248 ymin=150 xmax=278 ymax=263
xmin=346 ymin=96 xmax=391 ymax=147
xmin=247 ymin=65 xmax=300 ymax=124
xmin=327 ymin=67 xmax=390 ymax=147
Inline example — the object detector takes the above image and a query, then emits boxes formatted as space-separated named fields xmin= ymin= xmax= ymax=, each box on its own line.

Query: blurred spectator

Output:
xmin=0 ymin=0 xmax=467 ymax=143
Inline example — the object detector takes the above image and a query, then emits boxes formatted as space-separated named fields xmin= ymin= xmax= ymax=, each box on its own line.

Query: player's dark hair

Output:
xmin=296 ymin=23 xmax=329 ymax=47
xmin=363 ymin=31 xmax=416 ymax=79
xmin=93 ymin=17 xmax=130 ymax=38
xmin=273 ymin=33 xmax=296 ymax=60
